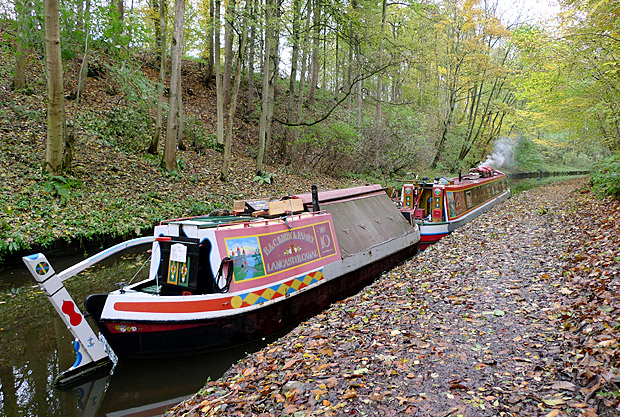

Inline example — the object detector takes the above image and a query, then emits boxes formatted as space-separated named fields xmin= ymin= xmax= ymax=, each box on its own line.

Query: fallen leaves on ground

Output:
xmin=164 ymin=179 xmax=620 ymax=416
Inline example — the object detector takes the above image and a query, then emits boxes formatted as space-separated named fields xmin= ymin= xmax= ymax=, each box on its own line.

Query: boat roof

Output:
xmin=403 ymin=170 xmax=506 ymax=188
xmin=161 ymin=215 xmax=255 ymax=228
xmin=292 ymin=184 xmax=385 ymax=206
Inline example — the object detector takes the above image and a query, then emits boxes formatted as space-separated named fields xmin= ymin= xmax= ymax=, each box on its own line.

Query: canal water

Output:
xmin=0 ymin=249 xmax=274 ymax=417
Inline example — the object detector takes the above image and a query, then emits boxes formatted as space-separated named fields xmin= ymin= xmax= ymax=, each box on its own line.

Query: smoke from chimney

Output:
xmin=479 ymin=137 xmax=515 ymax=168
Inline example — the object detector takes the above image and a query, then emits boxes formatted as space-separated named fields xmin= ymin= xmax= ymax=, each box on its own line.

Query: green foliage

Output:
xmin=513 ymin=137 xmax=544 ymax=171
xmin=0 ymin=220 xmax=30 ymax=260
xmin=41 ymin=175 xmax=82 ymax=204
xmin=253 ymin=172 xmax=275 ymax=185
xmin=292 ymin=121 xmax=358 ymax=175
xmin=188 ymin=201 xmax=213 ymax=216
xmin=356 ymin=109 xmax=423 ymax=175
xmin=184 ymin=116 xmax=219 ymax=153
xmin=10 ymin=104 xmax=42 ymax=121
xmin=90 ymin=4 xmax=136 ymax=54
xmin=591 ymin=154 xmax=620 ymax=199
xmin=79 ymin=107 xmax=153 ymax=153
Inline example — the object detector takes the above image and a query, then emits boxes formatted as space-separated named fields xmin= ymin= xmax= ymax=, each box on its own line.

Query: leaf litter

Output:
xmin=163 ymin=178 xmax=620 ymax=417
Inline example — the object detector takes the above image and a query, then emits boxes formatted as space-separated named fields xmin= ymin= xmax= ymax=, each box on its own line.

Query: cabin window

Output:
xmin=465 ymin=190 xmax=473 ymax=208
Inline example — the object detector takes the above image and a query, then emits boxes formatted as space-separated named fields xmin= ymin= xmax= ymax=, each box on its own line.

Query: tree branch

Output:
xmin=273 ymin=62 xmax=395 ymax=127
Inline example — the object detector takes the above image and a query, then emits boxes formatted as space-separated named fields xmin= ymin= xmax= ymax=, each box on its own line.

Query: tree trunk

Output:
xmin=285 ymin=0 xmax=302 ymax=146
xmin=296 ymin=0 xmax=312 ymax=116
xmin=177 ymin=85 xmax=186 ymax=150
xmin=431 ymin=90 xmax=457 ymax=169
xmin=265 ymin=18 xmax=280 ymax=157
xmin=307 ymin=0 xmax=321 ymax=104
xmin=221 ymin=1 xmax=249 ymax=182
xmin=151 ymin=0 xmax=161 ymax=60
xmin=76 ymin=0 xmax=91 ymax=105
xmin=356 ymin=44 xmax=362 ymax=127
xmin=13 ymin=0 xmax=29 ymax=90
xmin=162 ymin=0 xmax=186 ymax=172
xmin=256 ymin=0 xmax=274 ymax=175
xmin=204 ymin=0 xmax=215 ymax=86
xmin=352 ymin=0 xmax=362 ymax=127
xmin=264 ymin=0 xmax=281 ymax=158
xmin=246 ymin=4 xmax=255 ymax=113
xmin=346 ymin=25 xmax=353 ymax=111
xmin=44 ymin=0 xmax=65 ymax=175
xmin=376 ymin=0 xmax=387 ymax=123
xmin=149 ymin=0 xmax=167 ymax=155
xmin=215 ymin=0 xmax=224 ymax=146
xmin=333 ymin=31 xmax=338 ymax=100
xmin=222 ymin=0 xmax=236 ymax=111
xmin=117 ymin=0 xmax=124 ymax=21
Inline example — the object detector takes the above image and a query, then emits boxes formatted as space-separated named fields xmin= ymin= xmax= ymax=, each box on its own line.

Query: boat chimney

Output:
xmin=311 ymin=185 xmax=320 ymax=212
xmin=459 ymin=172 xmax=462 ymax=182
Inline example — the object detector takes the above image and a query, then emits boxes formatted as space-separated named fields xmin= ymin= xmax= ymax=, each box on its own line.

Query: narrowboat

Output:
xmin=399 ymin=166 xmax=510 ymax=250
xmin=23 ymin=184 xmax=420 ymax=387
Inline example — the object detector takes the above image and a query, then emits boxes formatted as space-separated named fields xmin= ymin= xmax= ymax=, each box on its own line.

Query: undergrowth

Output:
xmin=591 ymin=154 xmax=620 ymax=199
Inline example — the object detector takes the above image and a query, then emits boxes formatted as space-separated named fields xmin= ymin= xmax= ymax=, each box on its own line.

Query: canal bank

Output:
xmin=165 ymin=178 xmax=620 ymax=417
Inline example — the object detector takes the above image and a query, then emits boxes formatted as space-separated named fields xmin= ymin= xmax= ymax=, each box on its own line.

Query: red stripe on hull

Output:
xmin=419 ymin=233 xmax=448 ymax=250
xmin=114 ymin=297 xmax=232 ymax=314
xmin=86 ymin=243 xmax=420 ymax=357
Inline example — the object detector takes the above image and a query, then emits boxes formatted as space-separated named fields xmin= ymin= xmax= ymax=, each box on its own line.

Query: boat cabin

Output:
xmin=401 ymin=167 xmax=509 ymax=223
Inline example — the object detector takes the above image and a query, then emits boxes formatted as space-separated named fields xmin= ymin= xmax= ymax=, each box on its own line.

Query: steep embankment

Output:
xmin=0 ymin=27 xmax=359 ymax=266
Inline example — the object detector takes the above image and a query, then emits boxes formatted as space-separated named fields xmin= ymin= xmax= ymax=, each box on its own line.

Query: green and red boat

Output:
xmin=400 ymin=166 xmax=510 ymax=250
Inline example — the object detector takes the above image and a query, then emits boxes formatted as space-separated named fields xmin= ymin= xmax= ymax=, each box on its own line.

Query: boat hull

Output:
xmin=418 ymin=222 xmax=449 ymax=250
xmin=86 ymin=241 xmax=419 ymax=358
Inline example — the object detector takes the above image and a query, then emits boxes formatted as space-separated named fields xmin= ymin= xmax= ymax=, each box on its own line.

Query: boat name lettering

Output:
xmin=263 ymin=231 xmax=315 ymax=257
xmin=266 ymin=250 xmax=320 ymax=274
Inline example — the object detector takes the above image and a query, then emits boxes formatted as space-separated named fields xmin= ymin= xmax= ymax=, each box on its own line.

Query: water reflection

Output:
xmin=0 ymin=252 xmax=274 ymax=417
xmin=1 ymin=316 xmax=272 ymax=417
xmin=75 ymin=340 xmax=271 ymax=417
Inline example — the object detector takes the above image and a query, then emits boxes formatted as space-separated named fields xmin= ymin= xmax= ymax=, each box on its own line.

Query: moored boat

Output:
xmin=23 ymin=184 xmax=420 ymax=387
xmin=399 ymin=166 xmax=510 ymax=250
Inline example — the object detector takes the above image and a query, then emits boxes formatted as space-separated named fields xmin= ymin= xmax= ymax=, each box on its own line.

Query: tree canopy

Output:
xmin=2 ymin=0 xmax=616 ymax=178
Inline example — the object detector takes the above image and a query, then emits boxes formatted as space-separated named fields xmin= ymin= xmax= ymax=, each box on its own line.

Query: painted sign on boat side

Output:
xmin=222 ymin=219 xmax=339 ymax=286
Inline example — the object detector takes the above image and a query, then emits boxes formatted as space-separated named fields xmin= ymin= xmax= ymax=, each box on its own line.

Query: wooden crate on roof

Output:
xmin=268 ymin=198 xmax=304 ymax=216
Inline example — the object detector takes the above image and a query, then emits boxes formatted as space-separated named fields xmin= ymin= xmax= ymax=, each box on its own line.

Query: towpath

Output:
xmin=166 ymin=178 xmax=620 ymax=417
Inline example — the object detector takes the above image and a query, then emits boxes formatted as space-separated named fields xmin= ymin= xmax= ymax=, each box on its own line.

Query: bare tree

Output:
xmin=256 ymin=0 xmax=276 ymax=174
xmin=162 ymin=0 xmax=186 ymax=171
xmin=221 ymin=0 xmax=249 ymax=181
xmin=12 ymin=0 xmax=29 ymax=90
xmin=44 ymin=0 xmax=65 ymax=174
xmin=149 ymin=0 xmax=167 ymax=155
xmin=215 ymin=0 xmax=224 ymax=146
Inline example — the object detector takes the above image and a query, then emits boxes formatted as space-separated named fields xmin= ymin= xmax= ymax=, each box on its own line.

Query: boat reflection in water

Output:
xmin=73 ymin=335 xmax=277 ymax=417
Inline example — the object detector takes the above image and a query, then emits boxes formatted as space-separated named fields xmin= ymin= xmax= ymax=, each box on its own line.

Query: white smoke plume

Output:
xmin=479 ymin=137 xmax=515 ymax=168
